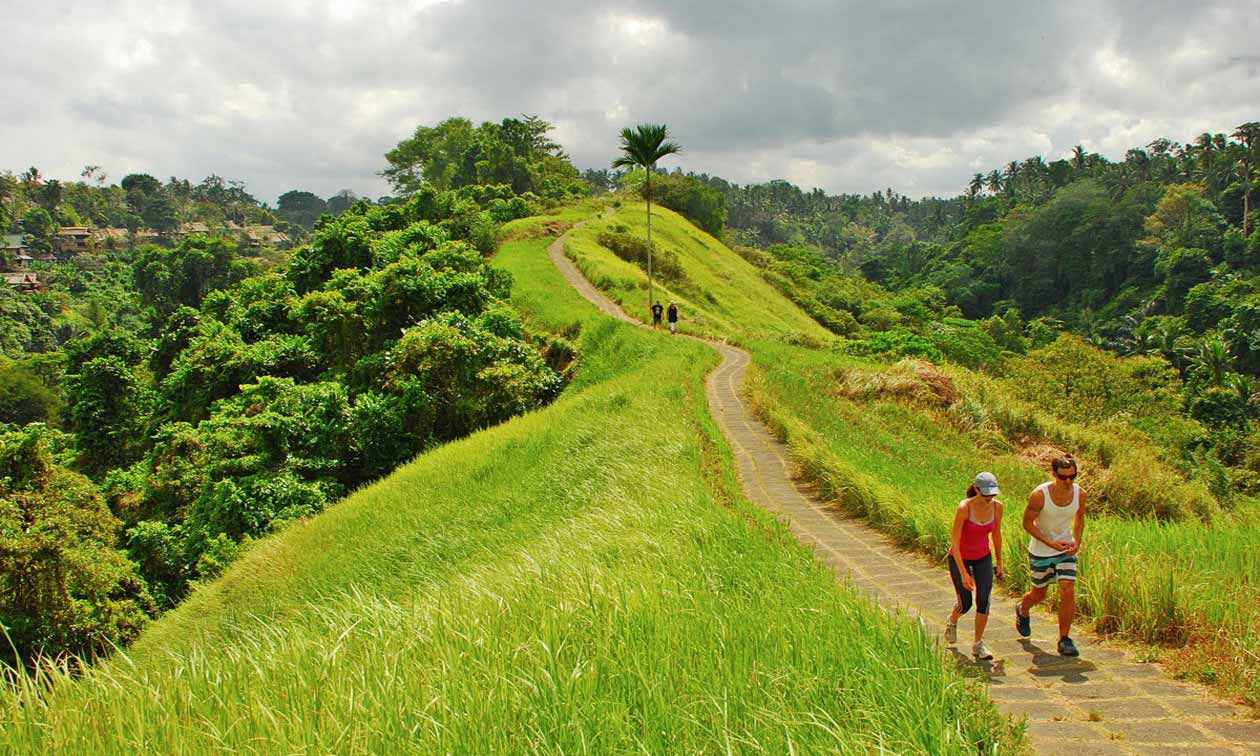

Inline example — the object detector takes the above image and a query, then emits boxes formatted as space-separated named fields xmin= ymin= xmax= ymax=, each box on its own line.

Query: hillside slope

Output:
xmin=554 ymin=199 xmax=1260 ymax=711
xmin=1 ymin=206 xmax=1015 ymax=754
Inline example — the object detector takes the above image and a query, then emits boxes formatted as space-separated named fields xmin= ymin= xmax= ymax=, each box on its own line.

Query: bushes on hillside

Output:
xmin=0 ymin=425 xmax=154 ymax=665
xmin=598 ymin=229 xmax=688 ymax=284
xmin=621 ymin=171 xmax=727 ymax=237
xmin=0 ymin=182 xmax=566 ymax=664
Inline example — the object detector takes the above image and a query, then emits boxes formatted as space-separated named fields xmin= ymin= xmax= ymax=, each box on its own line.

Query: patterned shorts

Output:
xmin=1028 ymin=551 xmax=1078 ymax=588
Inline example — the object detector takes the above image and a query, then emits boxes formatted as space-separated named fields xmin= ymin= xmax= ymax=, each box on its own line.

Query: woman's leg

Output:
xmin=948 ymin=555 xmax=973 ymax=620
xmin=970 ymin=554 xmax=994 ymax=642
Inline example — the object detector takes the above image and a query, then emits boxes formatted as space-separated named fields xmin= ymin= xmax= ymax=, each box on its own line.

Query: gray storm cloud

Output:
xmin=1 ymin=0 xmax=1257 ymax=203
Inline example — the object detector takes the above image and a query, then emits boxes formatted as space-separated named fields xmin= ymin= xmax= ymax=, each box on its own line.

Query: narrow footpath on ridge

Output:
xmin=547 ymin=223 xmax=1260 ymax=756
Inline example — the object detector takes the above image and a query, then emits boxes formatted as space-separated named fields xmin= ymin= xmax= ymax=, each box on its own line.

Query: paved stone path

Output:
xmin=547 ymin=226 xmax=1260 ymax=755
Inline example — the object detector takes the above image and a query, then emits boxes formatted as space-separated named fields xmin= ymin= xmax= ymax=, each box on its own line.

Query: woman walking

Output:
xmin=945 ymin=472 xmax=1004 ymax=660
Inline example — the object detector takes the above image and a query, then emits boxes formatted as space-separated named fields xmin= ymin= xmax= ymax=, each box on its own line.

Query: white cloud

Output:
xmin=0 ymin=0 xmax=1257 ymax=204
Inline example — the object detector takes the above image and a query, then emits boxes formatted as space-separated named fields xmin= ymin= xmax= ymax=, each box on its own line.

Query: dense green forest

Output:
xmin=0 ymin=117 xmax=586 ymax=665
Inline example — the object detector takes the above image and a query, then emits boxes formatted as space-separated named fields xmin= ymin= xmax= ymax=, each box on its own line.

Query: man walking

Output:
xmin=667 ymin=301 xmax=679 ymax=334
xmin=651 ymin=301 xmax=663 ymax=328
xmin=1014 ymin=454 xmax=1087 ymax=656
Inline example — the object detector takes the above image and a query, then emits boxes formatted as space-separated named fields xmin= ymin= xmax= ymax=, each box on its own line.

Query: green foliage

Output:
xmin=845 ymin=329 xmax=943 ymax=362
xmin=597 ymin=228 xmax=687 ymax=283
xmin=20 ymin=207 xmax=55 ymax=253
xmin=132 ymin=236 xmax=257 ymax=316
xmin=64 ymin=355 xmax=152 ymax=475
xmin=624 ymin=170 xmax=727 ymax=237
xmin=1155 ymin=247 xmax=1213 ymax=313
xmin=275 ymin=190 xmax=328 ymax=231
xmin=0 ymin=425 xmax=153 ymax=664
xmin=928 ymin=318 xmax=1003 ymax=370
xmin=0 ymin=359 xmax=63 ymax=426
xmin=383 ymin=116 xmax=585 ymax=200
xmin=1007 ymin=334 xmax=1182 ymax=427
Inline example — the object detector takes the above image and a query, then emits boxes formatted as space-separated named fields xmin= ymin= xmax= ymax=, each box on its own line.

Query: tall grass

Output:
xmin=0 ymin=219 xmax=1020 ymax=754
xmin=746 ymin=339 xmax=1260 ymax=708
xmin=562 ymin=203 xmax=1260 ymax=709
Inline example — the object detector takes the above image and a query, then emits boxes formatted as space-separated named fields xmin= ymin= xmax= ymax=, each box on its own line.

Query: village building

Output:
xmin=2 ymin=234 xmax=30 ymax=271
xmin=2 ymin=271 xmax=43 ymax=293
xmin=54 ymin=226 xmax=93 ymax=255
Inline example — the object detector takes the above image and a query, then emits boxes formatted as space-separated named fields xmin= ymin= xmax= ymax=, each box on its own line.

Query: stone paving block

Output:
xmin=1128 ymin=746 xmax=1244 ymax=756
xmin=1025 ymin=719 xmax=1109 ymax=742
xmin=1103 ymin=720 xmax=1211 ymax=744
xmin=1109 ymin=663 xmax=1166 ymax=679
xmin=999 ymin=699 xmax=1083 ymax=721
xmin=1137 ymin=680 xmax=1209 ymax=697
xmin=1066 ymin=680 xmax=1146 ymax=700
xmin=1199 ymin=720 xmax=1260 ymax=742
xmin=1157 ymin=696 xmax=1242 ymax=719
xmin=1076 ymin=697 xmax=1174 ymax=721
xmin=987 ymin=684 xmax=1055 ymax=701
xmin=1035 ymin=739 xmax=1129 ymax=756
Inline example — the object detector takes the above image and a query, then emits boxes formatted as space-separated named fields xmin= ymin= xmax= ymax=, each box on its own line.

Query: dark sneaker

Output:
xmin=1058 ymin=636 xmax=1079 ymax=657
xmin=1015 ymin=605 xmax=1031 ymax=637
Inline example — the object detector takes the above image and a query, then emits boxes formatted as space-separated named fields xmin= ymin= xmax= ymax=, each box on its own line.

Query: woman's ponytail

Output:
xmin=966 ymin=484 xmax=979 ymax=498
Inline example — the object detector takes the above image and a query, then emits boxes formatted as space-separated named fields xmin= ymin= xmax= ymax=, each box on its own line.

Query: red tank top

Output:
xmin=959 ymin=503 xmax=995 ymax=560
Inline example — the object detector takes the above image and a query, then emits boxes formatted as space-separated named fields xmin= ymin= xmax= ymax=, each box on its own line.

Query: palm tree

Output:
xmin=1153 ymin=320 xmax=1191 ymax=370
xmin=969 ymin=173 xmax=984 ymax=197
xmin=1071 ymin=145 xmax=1088 ymax=173
xmin=1231 ymin=122 xmax=1260 ymax=236
xmin=1193 ymin=338 xmax=1231 ymax=387
xmin=612 ymin=124 xmax=682 ymax=309
xmin=1003 ymin=161 xmax=1020 ymax=198
xmin=985 ymin=169 xmax=1003 ymax=195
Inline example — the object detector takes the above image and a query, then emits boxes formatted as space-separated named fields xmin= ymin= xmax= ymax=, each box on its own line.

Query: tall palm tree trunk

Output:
xmin=1244 ymin=162 xmax=1252 ymax=237
xmin=646 ymin=168 xmax=654 ymax=307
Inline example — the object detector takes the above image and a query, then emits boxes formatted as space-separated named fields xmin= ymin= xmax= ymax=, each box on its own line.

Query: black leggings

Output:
xmin=949 ymin=552 xmax=994 ymax=615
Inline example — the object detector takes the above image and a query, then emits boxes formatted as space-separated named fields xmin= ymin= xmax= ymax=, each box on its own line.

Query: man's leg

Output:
xmin=1019 ymin=585 xmax=1047 ymax=616
xmin=1057 ymin=578 xmax=1076 ymax=639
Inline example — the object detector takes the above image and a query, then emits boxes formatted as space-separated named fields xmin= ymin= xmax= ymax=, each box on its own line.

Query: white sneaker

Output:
xmin=973 ymin=641 xmax=993 ymax=660
xmin=944 ymin=623 xmax=957 ymax=644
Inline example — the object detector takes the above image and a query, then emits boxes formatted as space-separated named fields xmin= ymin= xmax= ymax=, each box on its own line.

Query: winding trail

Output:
xmin=546 ymin=225 xmax=1260 ymax=755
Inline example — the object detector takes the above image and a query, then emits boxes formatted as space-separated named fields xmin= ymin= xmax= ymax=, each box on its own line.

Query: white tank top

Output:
xmin=1028 ymin=482 xmax=1079 ymax=557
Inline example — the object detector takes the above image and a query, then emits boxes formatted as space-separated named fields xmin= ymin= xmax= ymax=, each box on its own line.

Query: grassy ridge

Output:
xmin=566 ymin=203 xmax=1260 ymax=709
xmin=564 ymin=201 xmax=833 ymax=344
xmin=0 ymin=211 xmax=1018 ymax=754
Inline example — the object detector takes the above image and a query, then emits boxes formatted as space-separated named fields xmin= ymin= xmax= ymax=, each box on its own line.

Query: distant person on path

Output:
xmin=667 ymin=301 xmax=679 ymax=334
xmin=945 ymin=472 xmax=1004 ymax=660
xmin=651 ymin=301 xmax=663 ymax=327
xmin=1015 ymin=454 xmax=1087 ymax=656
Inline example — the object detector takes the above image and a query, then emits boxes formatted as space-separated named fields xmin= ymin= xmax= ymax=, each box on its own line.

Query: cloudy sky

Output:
xmin=4 ymin=0 xmax=1259 ymax=205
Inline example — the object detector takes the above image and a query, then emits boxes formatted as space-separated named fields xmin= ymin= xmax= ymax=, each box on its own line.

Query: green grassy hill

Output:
xmin=549 ymin=200 xmax=1260 ymax=709
xmin=1 ymin=204 xmax=1016 ymax=754
xmin=563 ymin=201 xmax=833 ymax=344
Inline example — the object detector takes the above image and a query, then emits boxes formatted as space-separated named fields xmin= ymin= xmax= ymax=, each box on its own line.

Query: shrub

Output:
xmin=597 ymin=230 xmax=688 ymax=283
xmin=845 ymin=329 xmax=942 ymax=363
xmin=0 ymin=425 xmax=154 ymax=664
xmin=928 ymin=318 xmax=1003 ymax=371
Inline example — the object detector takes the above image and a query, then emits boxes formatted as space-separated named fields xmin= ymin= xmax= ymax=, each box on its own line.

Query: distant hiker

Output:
xmin=651 ymin=301 xmax=664 ymax=327
xmin=667 ymin=301 xmax=679 ymax=334
xmin=1015 ymin=454 xmax=1087 ymax=656
xmin=945 ymin=472 xmax=1004 ymax=660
